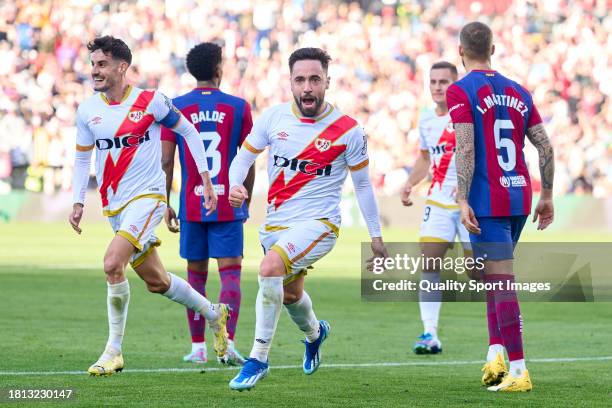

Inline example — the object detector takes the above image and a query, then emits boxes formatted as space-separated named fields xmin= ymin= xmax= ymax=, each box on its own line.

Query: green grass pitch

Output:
xmin=0 ymin=222 xmax=611 ymax=407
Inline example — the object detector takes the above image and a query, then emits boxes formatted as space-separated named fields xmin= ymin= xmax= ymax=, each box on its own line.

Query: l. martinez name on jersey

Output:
xmin=95 ymin=131 xmax=151 ymax=150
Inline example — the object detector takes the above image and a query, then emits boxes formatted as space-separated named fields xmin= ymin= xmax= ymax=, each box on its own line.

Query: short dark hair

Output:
xmin=186 ymin=42 xmax=222 ymax=81
xmin=288 ymin=47 xmax=331 ymax=72
xmin=431 ymin=61 xmax=458 ymax=78
xmin=459 ymin=21 xmax=493 ymax=61
xmin=87 ymin=36 xmax=132 ymax=65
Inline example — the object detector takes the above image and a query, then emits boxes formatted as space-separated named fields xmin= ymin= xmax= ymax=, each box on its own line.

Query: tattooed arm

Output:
xmin=526 ymin=123 xmax=554 ymax=193
xmin=454 ymin=123 xmax=480 ymax=233
xmin=526 ymin=123 xmax=555 ymax=229
xmin=454 ymin=123 xmax=475 ymax=201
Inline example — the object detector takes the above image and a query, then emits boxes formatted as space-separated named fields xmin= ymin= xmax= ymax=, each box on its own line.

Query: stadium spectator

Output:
xmin=0 ymin=0 xmax=609 ymax=198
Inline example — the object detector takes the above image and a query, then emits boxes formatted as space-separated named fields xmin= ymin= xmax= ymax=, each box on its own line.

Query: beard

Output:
xmin=92 ymin=76 xmax=113 ymax=92
xmin=294 ymin=95 xmax=323 ymax=117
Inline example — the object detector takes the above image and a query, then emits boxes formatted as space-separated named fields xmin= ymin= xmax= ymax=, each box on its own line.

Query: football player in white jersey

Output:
xmin=68 ymin=36 xmax=230 ymax=376
xmin=400 ymin=61 xmax=474 ymax=354
xmin=227 ymin=48 xmax=388 ymax=391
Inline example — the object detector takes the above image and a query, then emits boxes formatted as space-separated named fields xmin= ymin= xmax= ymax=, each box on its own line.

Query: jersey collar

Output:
xmin=100 ymin=85 xmax=132 ymax=106
xmin=291 ymin=101 xmax=334 ymax=124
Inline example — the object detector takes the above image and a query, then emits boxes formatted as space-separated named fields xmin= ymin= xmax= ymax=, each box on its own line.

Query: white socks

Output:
xmin=249 ymin=276 xmax=283 ymax=363
xmin=487 ymin=344 xmax=505 ymax=362
xmin=509 ymin=359 xmax=527 ymax=377
xmin=191 ymin=342 xmax=206 ymax=353
xmin=285 ymin=291 xmax=320 ymax=343
xmin=106 ymin=280 xmax=130 ymax=353
xmin=163 ymin=272 xmax=218 ymax=321
xmin=486 ymin=345 xmax=525 ymax=376
xmin=419 ymin=272 xmax=441 ymax=337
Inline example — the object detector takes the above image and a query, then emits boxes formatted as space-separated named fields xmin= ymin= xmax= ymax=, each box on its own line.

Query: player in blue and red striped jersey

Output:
xmin=161 ymin=42 xmax=255 ymax=366
xmin=447 ymin=22 xmax=555 ymax=392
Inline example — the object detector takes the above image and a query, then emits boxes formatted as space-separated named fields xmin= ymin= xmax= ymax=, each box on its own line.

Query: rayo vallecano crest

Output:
xmin=314 ymin=137 xmax=331 ymax=152
xmin=129 ymin=111 xmax=144 ymax=123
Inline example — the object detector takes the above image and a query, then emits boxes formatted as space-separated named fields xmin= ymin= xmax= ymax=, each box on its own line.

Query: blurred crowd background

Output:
xmin=0 ymin=0 xmax=610 ymax=199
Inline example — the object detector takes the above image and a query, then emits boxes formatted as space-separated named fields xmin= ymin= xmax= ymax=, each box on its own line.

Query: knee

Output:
xmin=283 ymin=291 xmax=300 ymax=305
xmin=103 ymin=255 xmax=125 ymax=279
xmin=145 ymin=274 xmax=170 ymax=294
xmin=259 ymin=253 xmax=286 ymax=278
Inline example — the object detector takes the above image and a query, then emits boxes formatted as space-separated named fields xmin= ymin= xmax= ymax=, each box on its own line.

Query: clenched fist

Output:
xmin=229 ymin=185 xmax=249 ymax=208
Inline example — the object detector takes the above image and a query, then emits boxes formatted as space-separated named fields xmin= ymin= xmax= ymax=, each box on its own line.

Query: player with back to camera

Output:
xmin=226 ymin=47 xmax=389 ymax=391
xmin=161 ymin=42 xmax=255 ymax=366
xmin=400 ymin=61 xmax=474 ymax=355
xmin=69 ymin=36 xmax=230 ymax=376
xmin=447 ymin=22 xmax=555 ymax=392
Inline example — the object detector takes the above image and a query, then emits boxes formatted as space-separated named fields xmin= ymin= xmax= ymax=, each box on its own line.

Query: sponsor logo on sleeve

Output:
xmin=361 ymin=132 xmax=368 ymax=155
xmin=448 ymin=103 xmax=463 ymax=114
xmin=162 ymin=94 xmax=173 ymax=109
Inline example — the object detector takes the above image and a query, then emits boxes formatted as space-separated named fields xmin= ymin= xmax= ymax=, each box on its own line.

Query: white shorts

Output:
xmin=419 ymin=200 xmax=471 ymax=250
xmin=108 ymin=197 xmax=166 ymax=267
xmin=259 ymin=219 xmax=339 ymax=285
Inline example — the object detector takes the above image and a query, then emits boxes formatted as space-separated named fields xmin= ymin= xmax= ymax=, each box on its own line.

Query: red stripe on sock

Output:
xmin=219 ymin=264 xmax=242 ymax=272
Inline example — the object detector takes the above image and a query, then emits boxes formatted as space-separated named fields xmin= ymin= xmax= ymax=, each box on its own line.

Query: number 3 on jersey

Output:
xmin=493 ymin=119 xmax=517 ymax=171
xmin=200 ymin=131 xmax=221 ymax=178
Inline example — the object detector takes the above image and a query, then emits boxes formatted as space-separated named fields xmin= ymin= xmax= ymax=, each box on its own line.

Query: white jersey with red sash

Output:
xmin=418 ymin=109 xmax=458 ymax=208
xmin=242 ymin=102 xmax=369 ymax=228
xmin=75 ymin=86 xmax=180 ymax=216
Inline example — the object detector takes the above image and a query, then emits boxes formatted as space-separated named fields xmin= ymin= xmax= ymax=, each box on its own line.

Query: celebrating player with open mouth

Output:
xmin=69 ymin=36 xmax=230 ymax=376
xmin=227 ymin=47 xmax=388 ymax=391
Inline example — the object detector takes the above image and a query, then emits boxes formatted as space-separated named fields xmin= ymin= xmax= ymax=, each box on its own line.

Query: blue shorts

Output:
xmin=469 ymin=216 xmax=527 ymax=261
xmin=179 ymin=220 xmax=244 ymax=261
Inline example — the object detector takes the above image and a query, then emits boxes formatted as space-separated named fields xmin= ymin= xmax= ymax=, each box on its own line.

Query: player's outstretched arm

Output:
xmin=401 ymin=149 xmax=430 ymax=206
xmin=454 ymin=123 xmax=480 ymax=234
xmin=350 ymin=166 xmax=389 ymax=269
xmin=527 ymin=123 xmax=555 ymax=230
xmin=69 ymin=146 xmax=92 ymax=234
xmin=161 ymin=139 xmax=179 ymax=232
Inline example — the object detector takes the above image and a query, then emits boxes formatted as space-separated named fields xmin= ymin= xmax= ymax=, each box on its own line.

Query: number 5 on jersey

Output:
xmin=493 ymin=119 xmax=516 ymax=171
